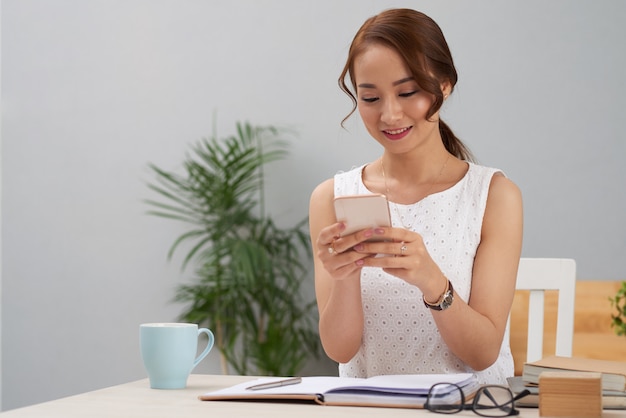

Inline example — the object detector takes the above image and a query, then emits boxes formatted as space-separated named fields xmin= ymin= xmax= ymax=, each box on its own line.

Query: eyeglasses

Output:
xmin=425 ymin=383 xmax=530 ymax=417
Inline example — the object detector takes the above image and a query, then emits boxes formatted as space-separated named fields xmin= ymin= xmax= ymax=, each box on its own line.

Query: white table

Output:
xmin=0 ymin=374 xmax=622 ymax=417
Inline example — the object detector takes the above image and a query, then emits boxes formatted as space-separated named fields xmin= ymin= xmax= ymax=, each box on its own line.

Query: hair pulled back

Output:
xmin=339 ymin=8 xmax=473 ymax=161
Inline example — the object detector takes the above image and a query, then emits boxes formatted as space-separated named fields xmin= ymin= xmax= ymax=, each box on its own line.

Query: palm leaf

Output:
xmin=146 ymin=121 xmax=319 ymax=376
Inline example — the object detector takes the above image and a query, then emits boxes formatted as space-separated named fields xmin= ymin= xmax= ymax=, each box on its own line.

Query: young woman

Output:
xmin=309 ymin=8 xmax=523 ymax=384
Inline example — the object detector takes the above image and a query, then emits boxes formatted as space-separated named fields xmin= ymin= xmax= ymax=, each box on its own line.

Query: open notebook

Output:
xmin=200 ymin=373 xmax=480 ymax=409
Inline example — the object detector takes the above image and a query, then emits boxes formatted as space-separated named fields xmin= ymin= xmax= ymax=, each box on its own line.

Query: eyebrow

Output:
xmin=357 ymin=77 xmax=415 ymax=89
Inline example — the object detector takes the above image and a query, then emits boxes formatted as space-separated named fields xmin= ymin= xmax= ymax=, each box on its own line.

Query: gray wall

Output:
xmin=2 ymin=0 xmax=625 ymax=411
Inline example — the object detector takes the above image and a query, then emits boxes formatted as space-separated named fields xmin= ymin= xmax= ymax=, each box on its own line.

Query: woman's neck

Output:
xmin=380 ymin=151 xmax=451 ymax=204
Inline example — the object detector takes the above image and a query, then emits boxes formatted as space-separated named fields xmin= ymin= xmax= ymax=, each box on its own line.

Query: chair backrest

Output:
xmin=514 ymin=258 xmax=576 ymax=363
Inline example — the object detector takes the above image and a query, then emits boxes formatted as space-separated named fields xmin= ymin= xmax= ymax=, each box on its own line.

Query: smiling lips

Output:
xmin=382 ymin=126 xmax=412 ymax=140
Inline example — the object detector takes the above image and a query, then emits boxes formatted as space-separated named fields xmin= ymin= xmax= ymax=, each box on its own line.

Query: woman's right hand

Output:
xmin=315 ymin=222 xmax=379 ymax=281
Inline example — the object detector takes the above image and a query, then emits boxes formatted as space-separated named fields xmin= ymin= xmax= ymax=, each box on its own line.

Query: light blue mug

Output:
xmin=140 ymin=323 xmax=215 ymax=389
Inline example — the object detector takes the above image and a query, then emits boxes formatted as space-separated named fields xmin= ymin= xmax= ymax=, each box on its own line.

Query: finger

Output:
xmin=318 ymin=237 xmax=341 ymax=260
xmin=355 ymin=240 xmax=410 ymax=256
xmin=323 ymin=250 xmax=371 ymax=280
xmin=326 ymin=236 xmax=344 ymax=255
xmin=319 ymin=222 xmax=346 ymax=246
xmin=358 ymin=254 xmax=404 ymax=269
xmin=334 ymin=227 xmax=387 ymax=253
xmin=374 ymin=226 xmax=418 ymax=244
xmin=327 ymin=240 xmax=338 ymax=256
xmin=333 ymin=257 xmax=368 ymax=280
xmin=399 ymin=241 xmax=408 ymax=256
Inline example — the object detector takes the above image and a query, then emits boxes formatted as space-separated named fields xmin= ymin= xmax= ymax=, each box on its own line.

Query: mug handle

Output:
xmin=192 ymin=328 xmax=215 ymax=369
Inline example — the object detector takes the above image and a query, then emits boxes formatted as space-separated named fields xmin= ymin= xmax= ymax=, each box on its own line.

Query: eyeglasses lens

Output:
xmin=427 ymin=383 xmax=463 ymax=414
xmin=473 ymin=386 xmax=515 ymax=417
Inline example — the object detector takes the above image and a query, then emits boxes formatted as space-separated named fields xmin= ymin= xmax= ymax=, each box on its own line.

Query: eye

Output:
xmin=360 ymin=97 xmax=379 ymax=103
xmin=399 ymin=90 xmax=419 ymax=98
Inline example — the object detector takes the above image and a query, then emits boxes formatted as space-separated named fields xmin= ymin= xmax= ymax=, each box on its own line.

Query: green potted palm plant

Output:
xmin=145 ymin=121 xmax=319 ymax=376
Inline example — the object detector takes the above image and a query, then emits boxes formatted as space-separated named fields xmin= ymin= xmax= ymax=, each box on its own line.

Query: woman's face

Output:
xmin=353 ymin=44 xmax=444 ymax=154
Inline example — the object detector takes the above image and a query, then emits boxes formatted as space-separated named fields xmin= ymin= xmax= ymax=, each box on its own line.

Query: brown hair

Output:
xmin=339 ymin=8 xmax=474 ymax=161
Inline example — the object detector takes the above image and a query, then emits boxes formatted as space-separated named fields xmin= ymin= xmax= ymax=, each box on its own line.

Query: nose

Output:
xmin=380 ymin=97 xmax=403 ymax=124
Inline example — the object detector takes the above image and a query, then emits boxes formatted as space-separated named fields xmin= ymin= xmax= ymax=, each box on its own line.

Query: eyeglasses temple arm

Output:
xmin=512 ymin=389 xmax=531 ymax=402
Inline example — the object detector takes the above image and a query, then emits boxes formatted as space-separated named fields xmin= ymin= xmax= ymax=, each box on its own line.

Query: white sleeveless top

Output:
xmin=334 ymin=162 xmax=514 ymax=385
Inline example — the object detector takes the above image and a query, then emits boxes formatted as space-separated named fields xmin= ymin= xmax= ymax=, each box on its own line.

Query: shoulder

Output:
xmin=488 ymin=172 xmax=522 ymax=209
xmin=466 ymin=163 xmax=521 ymax=201
xmin=315 ymin=164 xmax=367 ymax=199
xmin=463 ymin=162 xmax=522 ymax=225
xmin=334 ymin=164 xmax=366 ymax=185
xmin=482 ymin=171 xmax=523 ymax=235
xmin=310 ymin=178 xmax=334 ymax=204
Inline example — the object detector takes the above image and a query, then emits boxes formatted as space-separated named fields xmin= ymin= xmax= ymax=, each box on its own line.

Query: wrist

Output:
xmin=423 ymin=274 xmax=449 ymax=305
xmin=423 ymin=277 xmax=454 ymax=311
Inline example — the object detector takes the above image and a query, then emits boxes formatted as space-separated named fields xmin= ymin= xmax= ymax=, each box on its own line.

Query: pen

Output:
xmin=245 ymin=377 xmax=302 ymax=391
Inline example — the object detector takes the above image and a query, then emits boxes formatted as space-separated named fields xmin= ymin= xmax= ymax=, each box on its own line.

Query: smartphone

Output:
xmin=333 ymin=194 xmax=391 ymax=241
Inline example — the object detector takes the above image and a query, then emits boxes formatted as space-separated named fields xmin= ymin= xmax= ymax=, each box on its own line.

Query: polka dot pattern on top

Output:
xmin=333 ymin=162 xmax=514 ymax=385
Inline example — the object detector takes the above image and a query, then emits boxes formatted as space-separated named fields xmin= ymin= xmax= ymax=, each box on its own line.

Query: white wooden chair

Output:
xmin=514 ymin=258 xmax=577 ymax=363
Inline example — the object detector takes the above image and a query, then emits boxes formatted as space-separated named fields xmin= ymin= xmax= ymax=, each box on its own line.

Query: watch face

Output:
xmin=440 ymin=291 xmax=454 ymax=310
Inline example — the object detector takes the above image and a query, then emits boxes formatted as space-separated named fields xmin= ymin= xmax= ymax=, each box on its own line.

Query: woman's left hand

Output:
xmin=353 ymin=227 xmax=445 ymax=293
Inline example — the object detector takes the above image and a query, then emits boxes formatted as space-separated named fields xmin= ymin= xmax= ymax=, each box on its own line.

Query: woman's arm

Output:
xmin=433 ymin=173 xmax=523 ymax=369
xmin=309 ymin=179 xmax=373 ymax=363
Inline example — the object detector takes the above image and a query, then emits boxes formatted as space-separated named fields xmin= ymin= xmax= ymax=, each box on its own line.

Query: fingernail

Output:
xmin=356 ymin=259 xmax=364 ymax=266
xmin=375 ymin=228 xmax=385 ymax=235
xmin=354 ymin=244 xmax=364 ymax=251
xmin=363 ymin=229 xmax=373 ymax=237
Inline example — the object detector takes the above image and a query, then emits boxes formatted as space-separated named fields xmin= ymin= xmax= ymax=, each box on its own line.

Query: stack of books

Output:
xmin=508 ymin=356 xmax=626 ymax=410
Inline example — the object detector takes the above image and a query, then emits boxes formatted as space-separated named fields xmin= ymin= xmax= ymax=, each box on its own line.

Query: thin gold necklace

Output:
xmin=380 ymin=154 xmax=450 ymax=230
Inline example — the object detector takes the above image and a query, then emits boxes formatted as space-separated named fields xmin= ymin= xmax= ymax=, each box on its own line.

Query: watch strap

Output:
xmin=423 ymin=279 xmax=454 ymax=311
